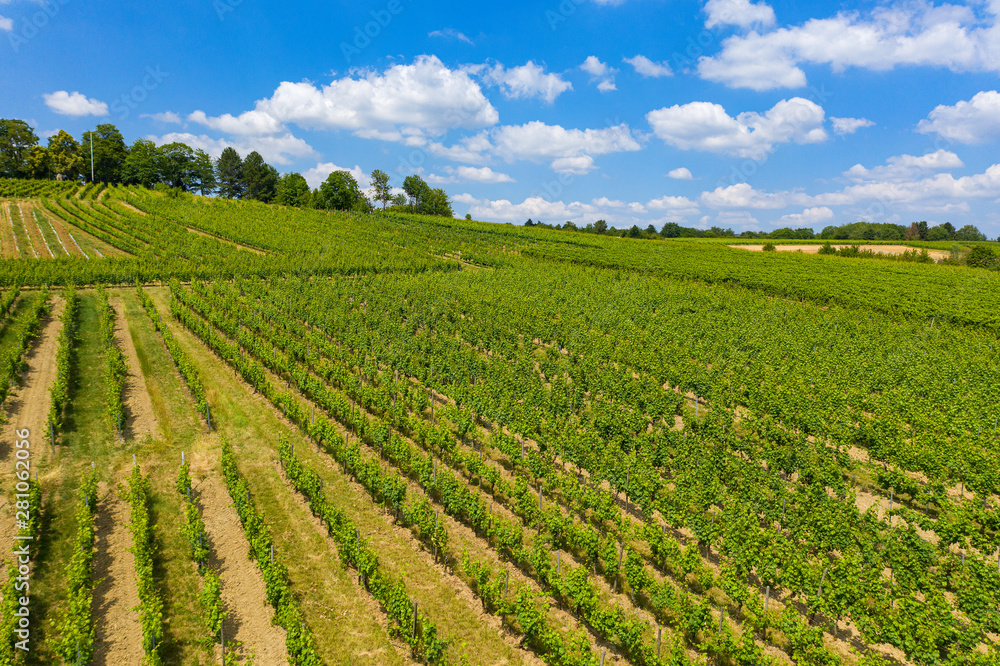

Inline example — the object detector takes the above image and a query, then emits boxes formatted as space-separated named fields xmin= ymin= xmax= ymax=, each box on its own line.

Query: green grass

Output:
xmin=147 ymin=287 xmax=417 ymax=666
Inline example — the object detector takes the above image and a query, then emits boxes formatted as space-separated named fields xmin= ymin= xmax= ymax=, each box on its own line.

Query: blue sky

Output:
xmin=3 ymin=0 xmax=1000 ymax=234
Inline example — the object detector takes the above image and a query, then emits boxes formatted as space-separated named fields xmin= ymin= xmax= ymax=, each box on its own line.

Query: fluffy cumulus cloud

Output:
xmin=917 ymin=90 xmax=1000 ymax=144
xmin=646 ymin=97 xmax=827 ymax=159
xmin=667 ymin=167 xmax=693 ymax=180
xmin=704 ymin=0 xmax=776 ymax=29
xmin=623 ymin=55 xmax=672 ymax=77
xmin=843 ymin=149 xmax=964 ymax=182
xmin=487 ymin=121 xmax=642 ymax=173
xmin=698 ymin=2 xmax=1000 ymax=90
xmin=152 ymin=131 xmax=315 ymax=166
xmin=778 ymin=206 xmax=834 ymax=225
xmin=188 ymin=56 xmax=498 ymax=148
xmin=188 ymin=109 xmax=283 ymax=135
xmin=480 ymin=61 xmax=572 ymax=104
xmin=701 ymin=182 xmax=795 ymax=209
xmin=831 ymin=117 xmax=874 ymax=135
xmin=580 ymin=56 xmax=617 ymax=91
xmin=0 ymin=15 xmax=12 ymax=31
xmin=43 ymin=91 xmax=109 ymax=117
xmin=426 ymin=166 xmax=515 ymax=184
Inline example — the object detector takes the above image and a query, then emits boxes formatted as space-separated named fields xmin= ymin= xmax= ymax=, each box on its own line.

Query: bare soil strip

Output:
xmin=0 ymin=297 xmax=64 ymax=562
xmin=732 ymin=243 xmax=951 ymax=260
xmin=111 ymin=300 xmax=160 ymax=441
xmin=92 ymin=486 xmax=144 ymax=666
xmin=0 ymin=203 xmax=13 ymax=258
xmin=190 ymin=455 xmax=288 ymax=665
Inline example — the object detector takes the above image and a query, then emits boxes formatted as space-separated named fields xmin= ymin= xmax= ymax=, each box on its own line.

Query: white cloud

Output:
xmin=188 ymin=109 xmax=283 ymax=135
xmin=778 ymin=206 xmax=834 ymax=225
xmin=698 ymin=2 xmax=1000 ymax=90
xmin=0 ymin=15 xmax=12 ymax=31
xmin=427 ymin=166 xmax=515 ymax=184
xmin=843 ymin=149 xmax=963 ymax=182
xmin=667 ymin=167 xmax=693 ymax=180
xmin=581 ymin=56 xmax=617 ymax=92
xmin=831 ymin=116 xmax=874 ymax=135
xmin=647 ymin=97 xmax=827 ymax=159
xmin=43 ymin=91 xmax=109 ymax=117
xmin=428 ymin=28 xmax=474 ymax=45
xmin=152 ymin=132 xmax=315 ymax=166
xmin=701 ymin=182 xmax=793 ymax=209
xmin=647 ymin=195 xmax=700 ymax=216
xmin=704 ymin=0 xmax=776 ymax=29
xmin=916 ymin=90 xmax=1000 ymax=144
xmin=141 ymin=111 xmax=182 ymax=124
xmin=302 ymin=162 xmax=371 ymax=190
xmin=481 ymin=61 xmax=572 ymax=104
xmin=208 ymin=55 xmax=499 ymax=145
xmin=623 ymin=55 xmax=672 ymax=77
xmin=488 ymin=121 xmax=641 ymax=173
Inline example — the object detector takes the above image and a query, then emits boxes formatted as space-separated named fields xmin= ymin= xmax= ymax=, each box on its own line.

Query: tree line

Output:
xmin=525 ymin=218 xmax=994 ymax=242
xmin=0 ymin=118 xmax=453 ymax=216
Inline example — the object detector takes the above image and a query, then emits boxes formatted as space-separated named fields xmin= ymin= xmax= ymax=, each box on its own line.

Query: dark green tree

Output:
xmin=121 ymin=139 xmax=162 ymax=187
xmin=0 ymin=119 xmax=39 ymax=179
xmin=319 ymin=170 xmax=365 ymax=211
xmin=80 ymin=124 xmax=128 ymax=183
xmin=190 ymin=149 xmax=218 ymax=195
xmin=242 ymin=151 xmax=279 ymax=202
xmin=954 ymin=225 xmax=986 ymax=242
xmin=47 ymin=130 xmax=83 ymax=181
xmin=593 ymin=219 xmax=608 ymax=234
xmin=419 ymin=187 xmax=453 ymax=217
xmin=216 ymin=147 xmax=244 ymax=199
xmin=158 ymin=142 xmax=195 ymax=190
xmin=275 ymin=173 xmax=311 ymax=207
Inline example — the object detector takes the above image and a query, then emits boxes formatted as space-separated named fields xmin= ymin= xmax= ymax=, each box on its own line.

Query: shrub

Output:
xmin=762 ymin=242 xmax=777 ymax=252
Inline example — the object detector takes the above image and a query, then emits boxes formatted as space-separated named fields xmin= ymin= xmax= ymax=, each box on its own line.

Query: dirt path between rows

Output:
xmin=0 ymin=296 xmax=64 ymax=564
xmin=92 ymin=486 xmax=143 ymax=666
xmin=0 ymin=203 xmax=14 ymax=259
xmin=112 ymin=300 xmax=160 ymax=441
xmin=191 ymin=454 xmax=288 ymax=665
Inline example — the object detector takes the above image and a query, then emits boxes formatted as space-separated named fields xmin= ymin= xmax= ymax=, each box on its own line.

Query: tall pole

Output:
xmin=90 ymin=132 xmax=95 ymax=183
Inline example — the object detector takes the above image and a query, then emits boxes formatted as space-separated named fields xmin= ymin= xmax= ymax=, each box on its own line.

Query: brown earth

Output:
xmin=0 ymin=203 xmax=14 ymax=259
xmin=111 ymin=300 xmax=160 ymax=441
xmin=92 ymin=485 xmax=144 ymax=666
xmin=732 ymin=243 xmax=950 ymax=261
xmin=190 ymin=453 xmax=288 ymax=665
xmin=20 ymin=204 xmax=55 ymax=258
xmin=0 ymin=297 xmax=64 ymax=563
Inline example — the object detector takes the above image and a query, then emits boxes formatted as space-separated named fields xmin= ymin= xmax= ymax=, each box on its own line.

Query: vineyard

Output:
xmin=0 ymin=183 xmax=996 ymax=665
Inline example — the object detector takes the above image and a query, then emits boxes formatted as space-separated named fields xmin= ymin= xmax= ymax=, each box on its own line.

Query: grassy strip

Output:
xmin=51 ymin=468 xmax=98 ymax=663
xmin=136 ymin=284 xmax=207 ymax=415
xmin=96 ymin=286 xmax=126 ymax=438
xmin=219 ymin=440 xmax=322 ymax=666
xmin=124 ymin=465 xmax=164 ymax=663
xmin=47 ymin=285 xmax=77 ymax=438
